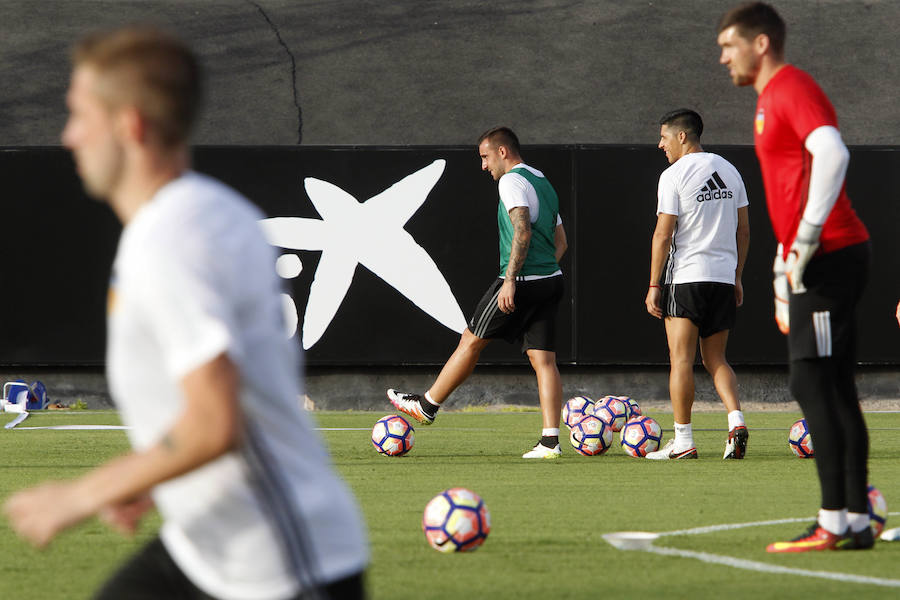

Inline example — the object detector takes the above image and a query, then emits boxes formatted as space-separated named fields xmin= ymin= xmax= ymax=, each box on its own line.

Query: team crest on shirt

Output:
xmin=755 ymin=108 xmax=765 ymax=135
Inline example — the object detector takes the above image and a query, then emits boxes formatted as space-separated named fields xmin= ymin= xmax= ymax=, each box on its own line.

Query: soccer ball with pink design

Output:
xmin=562 ymin=396 xmax=594 ymax=428
xmin=422 ymin=488 xmax=491 ymax=552
xmin=371 ymin=415 xmax=415 ymax=456
xmin=620 ymin=416 xmax=663 ymax=458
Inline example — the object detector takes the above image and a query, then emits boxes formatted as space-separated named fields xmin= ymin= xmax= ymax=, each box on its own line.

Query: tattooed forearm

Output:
xmin=505 ymin=207 xmax=532 ymax=280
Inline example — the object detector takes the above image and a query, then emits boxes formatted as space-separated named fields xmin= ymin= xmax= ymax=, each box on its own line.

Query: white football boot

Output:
xmin=522 ymin=442 xmax=561 ymax=459
xmin=645 ymin=439 xmax=698 ymax=460
xmin=387 ymin=389 xmax=435 ymax=425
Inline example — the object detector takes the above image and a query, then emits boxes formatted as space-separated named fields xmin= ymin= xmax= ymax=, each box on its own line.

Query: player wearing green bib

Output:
xmin=497 ymin=166 xmax=561 ymax=278
xmin=389 ymin=127 xmax=568 ymax=458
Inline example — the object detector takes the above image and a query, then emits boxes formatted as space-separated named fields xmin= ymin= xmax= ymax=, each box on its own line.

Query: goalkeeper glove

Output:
xmin=773 ymin=244 xmax=790 ymax=335
xmin=785 ymin=220 xmax=822 ymax=294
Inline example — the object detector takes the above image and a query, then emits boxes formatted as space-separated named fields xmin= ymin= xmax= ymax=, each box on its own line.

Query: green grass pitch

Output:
xmin=1 ymin=409 xmax=899 ymax=599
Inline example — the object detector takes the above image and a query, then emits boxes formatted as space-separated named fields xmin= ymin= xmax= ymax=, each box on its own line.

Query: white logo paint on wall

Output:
xmin=259 ymin=159 xmax=466 ymax=349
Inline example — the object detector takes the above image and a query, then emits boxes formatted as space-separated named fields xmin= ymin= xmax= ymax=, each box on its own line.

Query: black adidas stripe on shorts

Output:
xmin=468 ymin=275 xmax=563 ymax=353
xmin=663 ymin=281 xmax=736 ymax=338
xmin=788 ymin=241 xmax=870 ymax=361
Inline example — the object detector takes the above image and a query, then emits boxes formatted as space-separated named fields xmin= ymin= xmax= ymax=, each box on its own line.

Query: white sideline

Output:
xmin=605 ymin=514 xmax=900 ymax=588
xmin=644 ymin=545 xmax=900 ymax=588
xmin=660 ymin=513 xmax=900 ymax=538
xmin=3 ymin=415 xmax=371 ymax=432
xmin=13 ymin=425 xmax=131 ymax=430
xmin=662 ymin=516 xmax=818 ymax=537
xmin=316 ymin=427 xmax=371 ymax=431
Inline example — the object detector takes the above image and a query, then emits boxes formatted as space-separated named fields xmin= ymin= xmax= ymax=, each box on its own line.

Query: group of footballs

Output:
xmin=370 ymin=414 xmax=491 ymax=552
xmin=564 ymin=395 xmax=662 ymax=457
xmin=369 ymin=410 xmax=887 ymax=552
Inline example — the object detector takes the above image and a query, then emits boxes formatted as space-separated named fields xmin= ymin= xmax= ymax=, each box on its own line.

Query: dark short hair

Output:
xmin=718 ymin=2 xmax=786 ymax=58
xmin=659 ymin=108 xmax=704 ymax=139
xmin=73 ymin=27 xmax=202 ymax=147
xmin=476 ymin=126 xmax=520 ymax=155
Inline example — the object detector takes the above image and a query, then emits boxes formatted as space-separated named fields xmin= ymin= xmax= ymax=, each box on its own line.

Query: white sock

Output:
xmin=424 ymin=391 xmax=440 ymax=407
xmin=847 ymin=512 xmax=870 ymax=533
xmin=673 ymin=422 xmax=693 ymax=451
xmin=542 ymin=428 xmax=560 ymax=437
xmin=727 ymin=410 xmax=745 ymax=430
xmin=818 ymin=508 xmax=848 ymax=535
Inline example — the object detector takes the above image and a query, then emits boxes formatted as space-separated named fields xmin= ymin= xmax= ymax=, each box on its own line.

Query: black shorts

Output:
xmin=663 ymin=282 xmax=736 ymax=338
xmin=468 ymin=275 xmax=564 ymax=353
xmin=788 ymin=241 xmax=870 ymax=360
xmin=95 ymin=536 xmax=367 ymax=600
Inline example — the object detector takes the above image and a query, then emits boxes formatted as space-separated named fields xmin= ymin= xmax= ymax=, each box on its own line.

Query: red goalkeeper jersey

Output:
xmin=754 ymin=65 xmax=869 ymax=258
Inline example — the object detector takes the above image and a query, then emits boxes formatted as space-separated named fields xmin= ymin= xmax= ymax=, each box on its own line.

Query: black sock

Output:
xmin=419 ymin=397 xmax=439 ymax=419
xmin=540 ymin=435 xmax=559 ymax=448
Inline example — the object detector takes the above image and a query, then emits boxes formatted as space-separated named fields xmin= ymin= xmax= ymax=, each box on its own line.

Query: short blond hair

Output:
xmin=73 ymin=27 xmax=201 ymax=147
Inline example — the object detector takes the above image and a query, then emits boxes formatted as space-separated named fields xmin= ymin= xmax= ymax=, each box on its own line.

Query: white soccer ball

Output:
xmin=788 ymin=418 xmax=813 ymax=458
xmin=371 ymin=415 xmax=415 ymax=456
xmin=868 ymin=485 xmax=888 ymax=536
xmin=617 ymin=396 xmax=642 ymax=420
xmin=593 ymin=396 xmax=627 ymax=432
xmin=562 ymin=396 xmax=594 ymax=429
xmin=569 ymin=415 xmax=613 ymax=456
xmin=620 ymin=416 xmax=663 ymax=458
xmin=422 ymin=488 xmax=491 ymax=552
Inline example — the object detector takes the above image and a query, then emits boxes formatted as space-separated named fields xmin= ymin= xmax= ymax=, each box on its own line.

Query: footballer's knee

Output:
xmin=460 ymin=328 xmax=489 ymax=352
xmin=526 ymin=349 xmax=557 ymax=371
xmin=701 ymin=355 xmax=728 ymax=374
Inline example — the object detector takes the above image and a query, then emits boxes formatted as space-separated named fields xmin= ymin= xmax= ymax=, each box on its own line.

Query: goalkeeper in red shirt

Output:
xmin=717 ymin=2 xmax=872 ymax=552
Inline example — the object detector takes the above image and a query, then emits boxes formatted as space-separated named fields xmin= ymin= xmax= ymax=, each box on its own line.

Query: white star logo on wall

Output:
xmin=260 ymin=159 xmax=466 ymax=349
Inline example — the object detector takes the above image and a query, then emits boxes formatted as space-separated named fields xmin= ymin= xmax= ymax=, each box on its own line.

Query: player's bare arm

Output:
xmin=646 ymin=213 xmax=676 ymax=319
xmin=554 ymin=223 xmax=568 ymax=263
xmin=4 ymin=352 xmax=242 ymax=548
xmin=734 ymin=206 xmax=750 ymax=307
xmin=99 ymin=494 xmax=155 ymax=536
xmin=499 ymin=206 xmax=532 ymax=314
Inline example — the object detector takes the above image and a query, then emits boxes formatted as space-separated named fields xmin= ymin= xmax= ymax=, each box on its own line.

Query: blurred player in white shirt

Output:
xmin=4 ymin=27 xmax=367 ymax=600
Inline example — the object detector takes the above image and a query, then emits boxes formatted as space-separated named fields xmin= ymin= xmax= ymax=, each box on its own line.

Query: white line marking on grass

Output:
xmin=661 ymin=516 xmax=813 ymax=537
xmin=12 ymin=425 xmax=131 ymax=430
xmin=315 ymin=427 xmax=497 ymax=432
xmin=643 ymin=545 xmax=900 ymax=588
xmin=4 ymin=412 xmax=30 ymax=429
xmin=4 ymin=424 xmax=492 ymax=432
xmin=605 ymin=514 xmax=900 ymax=588
xmin=8 ymin=426 xmax=371 ymax=432
xmin=661 ymin=513 xmax=900 ymax=537
xmin=316 ymin=427 xmax=371 ymax=431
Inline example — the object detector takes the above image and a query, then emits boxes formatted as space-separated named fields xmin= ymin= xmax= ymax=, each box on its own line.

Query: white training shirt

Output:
xmin=656 ymin=152 xmax=748 ymax=285
xmin=498 ymin=163 xmax=564 ymax=227
xmin=106 ymin=172 xmax=368 ymax=600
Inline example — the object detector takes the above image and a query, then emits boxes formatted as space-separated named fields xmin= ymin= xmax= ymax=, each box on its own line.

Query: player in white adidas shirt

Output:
xmin=3 ymin=28 xmax=367 ymax=600
xmin=645 ymin=109 xmax=750 ymax=461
